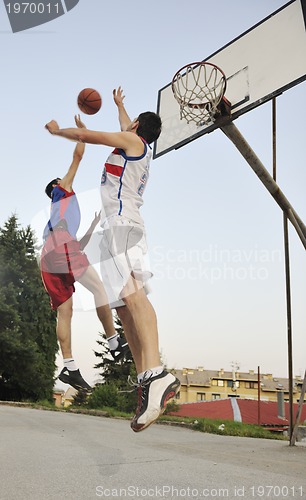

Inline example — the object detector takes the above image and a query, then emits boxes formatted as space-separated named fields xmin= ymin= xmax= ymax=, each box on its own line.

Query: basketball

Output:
xmin=77 ymin=88 xmax=102 ymax=115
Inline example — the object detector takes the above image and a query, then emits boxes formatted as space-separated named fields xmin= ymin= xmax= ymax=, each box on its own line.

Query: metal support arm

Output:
xmin=220 ymin=122 xmax=306 ymax=250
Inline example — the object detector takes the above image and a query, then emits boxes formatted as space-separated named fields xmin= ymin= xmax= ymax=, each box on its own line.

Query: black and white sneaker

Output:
xmin=130 ymin=370 xmax=181 ymax=433
xmin=58 ymin=368 xmax=92 ymax=392
xmin=110 ymin=336 xmax=130 ymax=361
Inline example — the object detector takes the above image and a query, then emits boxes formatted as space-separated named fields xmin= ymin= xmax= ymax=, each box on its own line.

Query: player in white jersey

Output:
xmin=100 ymin=140 xmax=151 ymax=225
xmin=45 ymin=87 xmax=181 ymax=432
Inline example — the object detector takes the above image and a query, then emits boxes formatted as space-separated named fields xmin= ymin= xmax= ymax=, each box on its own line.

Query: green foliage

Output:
xmin=0 ymin=215 xmax=58 ymax=401
xmin=94 ymin=314 xmax=133 ymax=381
xmin=88 ymin=383 xmax=120 ymax=409
xmin=71 ymin=389 xmax=90 ymax=407
xmin=34 ymin=399 xmax=56 ymax=409
xmin=164 ymin=398 xmax=180 ymax=415
xmin=87 ymin=381 xmax=137 ymax=413
xmin=92 ymin=314 xmax=137 ymax=412
xmin=192 ymin=418 xmax=286 ymax=439
xmin=159 ymin=415 xmax=286 ymax=440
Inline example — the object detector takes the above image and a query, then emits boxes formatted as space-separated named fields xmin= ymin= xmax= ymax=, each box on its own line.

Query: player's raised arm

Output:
xmin=113 ymin=86 xmax=132 ymax=131
xmin=45 ymin=119 xmax=144 ymax=157
xmin=58 ymin=115 xmax=86 ymax=192
xmin=79 ymin=210 xmax=101 ymax=251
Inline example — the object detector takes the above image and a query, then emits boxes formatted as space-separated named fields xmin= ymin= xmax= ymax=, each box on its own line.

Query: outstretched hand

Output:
xmin=113 ymin=86 xmax=125 ymax=107
xmin=91 ymin=210 xmax=101 ymax=228
xmin=75 ymin=114 xmax=86 ymax=129
xmin=45 ymin=120 xmax=59 ymax=135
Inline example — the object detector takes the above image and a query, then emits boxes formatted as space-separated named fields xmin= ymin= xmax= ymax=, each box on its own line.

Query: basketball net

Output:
xmin=172 ymin=62 xmax=227 ymax=126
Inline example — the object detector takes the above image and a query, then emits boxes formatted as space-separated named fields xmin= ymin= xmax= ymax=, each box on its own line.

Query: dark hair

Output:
xmin=45 ymin=178 xmax=61 ymax=199
xmin=136 ymin=112 xmax=162 ymax=144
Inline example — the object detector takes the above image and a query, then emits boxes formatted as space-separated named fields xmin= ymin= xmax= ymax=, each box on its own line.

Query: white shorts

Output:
xmin=99 ymin=216 xmax=152 ymax=308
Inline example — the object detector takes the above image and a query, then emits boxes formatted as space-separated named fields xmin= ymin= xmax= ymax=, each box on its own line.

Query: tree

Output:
xmin=0 ymin=215 xmax=58 ymax=401
xmin=91 ymin=314 xmax=137 ymax=412
xmin=94 ymin=315 xmax=136 ymax=383
xmin=91 ymin=316 xmax=177 ymax=414
xmin=71 ymin=389 xmax=89 ymax=407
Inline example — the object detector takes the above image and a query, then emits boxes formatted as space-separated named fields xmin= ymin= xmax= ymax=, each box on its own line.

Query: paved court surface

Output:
xmin=0 ymin=404 xmax=305 ymax=500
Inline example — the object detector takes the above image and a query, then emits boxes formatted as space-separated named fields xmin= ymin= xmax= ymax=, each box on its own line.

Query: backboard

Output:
xmin=154 ymin=0 xmax=306 ymax=159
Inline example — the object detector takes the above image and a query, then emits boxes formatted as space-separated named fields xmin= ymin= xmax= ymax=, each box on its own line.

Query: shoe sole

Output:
xmin=58 ymin=374 xmax=92 ymax=393
xmin=131 ymin=378 xmax=181 ymax=433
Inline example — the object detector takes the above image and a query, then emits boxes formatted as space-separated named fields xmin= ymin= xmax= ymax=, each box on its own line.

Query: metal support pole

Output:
xmin=272 ymin=98 xmax=277 ymax=181
xmin=283 ymin=214 xmax=294 ymax=443
xmin=220 ymin=122 xmax=306 ymax=250
xmin=291 ymin=370 xmax=306 ymax=445
xmin=220 ymin=118 xmax=304 ymax=445
xmin=272 ymin=99 xmax=294 ymax=443
xmin=257 ymin=366 xmax=261 ymax=426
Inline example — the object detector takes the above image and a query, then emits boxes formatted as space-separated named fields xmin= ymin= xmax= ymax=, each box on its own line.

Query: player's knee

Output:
xmin=121 ymin=286 xmax=146 ymax=310
xmin=84 ymin=278 xmax=104 ymax=297
xmin=58 ymin=309 xmax=73 ymax=323
xmin=121 ymin=293 xmax=134 ymax=310
xmin=116 ymin=305 xmax=128 ymax=322
xmin=57 ymin=300 xmax=73 ymax=320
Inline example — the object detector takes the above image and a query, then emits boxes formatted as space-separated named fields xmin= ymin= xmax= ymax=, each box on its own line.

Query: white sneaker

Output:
xmin=130 ymin=370 xmax=181 ymax=432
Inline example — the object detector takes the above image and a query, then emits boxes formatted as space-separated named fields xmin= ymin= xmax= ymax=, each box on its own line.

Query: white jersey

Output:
xmin=100 ymin=139 xmax=152 ymax=226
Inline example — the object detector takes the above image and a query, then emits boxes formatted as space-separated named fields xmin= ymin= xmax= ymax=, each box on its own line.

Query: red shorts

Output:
xmin=41 ymin=229 xmax=90 ymax=310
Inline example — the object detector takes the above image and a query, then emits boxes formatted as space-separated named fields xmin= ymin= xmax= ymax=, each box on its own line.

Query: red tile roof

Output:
xmin=171 ymin=399 xmax=233 ymax=420
xmin=169 ymin=398 xmax=306 ymax=427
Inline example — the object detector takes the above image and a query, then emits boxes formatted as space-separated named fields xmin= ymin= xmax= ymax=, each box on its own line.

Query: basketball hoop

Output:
xmin=171 ymin=62 xmax=228 ymax=126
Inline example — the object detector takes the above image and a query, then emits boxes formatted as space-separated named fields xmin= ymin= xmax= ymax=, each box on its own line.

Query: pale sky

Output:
xmin=0 ymin=0 xmax=305 ymax=387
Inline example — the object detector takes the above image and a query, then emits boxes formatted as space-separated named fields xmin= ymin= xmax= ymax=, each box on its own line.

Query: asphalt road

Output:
xmin=0 ymin=405 xmax=306 ymax=500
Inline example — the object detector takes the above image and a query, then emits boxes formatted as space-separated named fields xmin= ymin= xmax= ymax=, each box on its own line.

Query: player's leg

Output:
xmin=116 ymin=304 xmax=143 ymax=372
xmin=121 ymin=275 xmax=181 ymax=433
xmin=77 ymin=266 xmax=115 ymax=337
xmin=121 ymin=275 xmax=160 ymax=372
xmin=57 ymin=297 xmax=91 ymax=392
xmin=99 ymin=219 xmax=180 ymax=429
xmin=41 ymin=240 xmax=91 ymax=391
xmin=77 ymin=266 xmax=129 ymax=361
xmin=56 ymin=296 xmax=73 ymax=359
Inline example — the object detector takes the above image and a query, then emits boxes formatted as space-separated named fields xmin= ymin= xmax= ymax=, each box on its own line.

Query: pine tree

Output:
xmin=92 ymin=316 xmax=175 ymax=414
xmin=71 ymin=389 xmax=89 ymax=407
xmin=94 ymin=314 xmax=136 ymax=386
xmin=0 ymin=215 xmax=58 ymax=401
xmin=92 ymin=314 xmax=137 ymax=412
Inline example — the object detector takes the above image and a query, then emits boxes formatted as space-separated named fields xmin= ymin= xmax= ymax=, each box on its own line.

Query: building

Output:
xmin=172 ymin=367 xmax=304 ymax=404
xmin=53 ymin=387 xmax=77 ymax=407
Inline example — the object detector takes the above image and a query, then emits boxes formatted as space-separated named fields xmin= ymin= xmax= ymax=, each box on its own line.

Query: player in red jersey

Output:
xmin=41 ymin=115 xmax=128 ymax=392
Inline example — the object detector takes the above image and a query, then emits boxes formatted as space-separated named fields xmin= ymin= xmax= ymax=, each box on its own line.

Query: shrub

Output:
xmin=87 ymin=383 xmax=137 ymax=413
